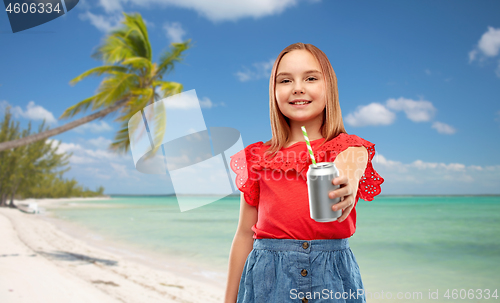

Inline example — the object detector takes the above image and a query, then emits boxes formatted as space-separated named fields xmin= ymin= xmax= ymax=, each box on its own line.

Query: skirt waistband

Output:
xmin=253 ymin=238 xmax=349 ymax=252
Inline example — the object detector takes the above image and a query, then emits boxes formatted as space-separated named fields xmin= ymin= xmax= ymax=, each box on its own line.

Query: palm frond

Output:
xmin=92 ymin=72 xmax=139 ymax=109
xmin=109 ymin=122 xmax=132 ymax=154
xmin=122 ymin=13 xmax=152 ymax=60
xmin=156 ymin=40 xmax=191 ymax=79
xmin=154 ymin=80 xmax=183 ymax=98
xmin=69 ymin=65 xmax=128 ymax=86
xmin=92 ymin=34 xmax=135 ymax=64
xmin=113 ymin=91 xmax=153 ymax=123
xmin=92 ymin=13 xmax=152 ymax=65
xmin=149 ymin=100 xmax=166 ymax=156
xmin=59 ymin=92 xmax=103 ymax=119
xmin=130 ymin=87 xmax=153 ymax=98
xmin=121 ymin=57 xmax=152 ymax=72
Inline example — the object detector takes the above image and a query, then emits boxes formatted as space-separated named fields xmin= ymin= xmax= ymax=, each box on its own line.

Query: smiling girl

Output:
xmin=224 ymin=43 xmax=384 ymax=303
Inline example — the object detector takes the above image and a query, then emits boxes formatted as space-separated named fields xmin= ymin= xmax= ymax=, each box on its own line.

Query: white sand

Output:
xmin=0 ymin=198 xmax=226 ymax=303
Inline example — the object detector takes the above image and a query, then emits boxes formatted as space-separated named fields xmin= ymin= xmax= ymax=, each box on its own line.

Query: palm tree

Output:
xmin=0 ymin=12 xmax=190 ymax=153
xmin=0 ymin=108 xmax=71 ymax=207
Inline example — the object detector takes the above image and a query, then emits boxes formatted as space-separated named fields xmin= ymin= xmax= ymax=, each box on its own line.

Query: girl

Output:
xmin=224 ymin=43 xmax=384 ymax=303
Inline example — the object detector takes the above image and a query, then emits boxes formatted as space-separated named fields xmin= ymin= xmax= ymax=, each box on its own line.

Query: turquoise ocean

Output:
xmin=46 ymin=195 xmax=500 ymax=302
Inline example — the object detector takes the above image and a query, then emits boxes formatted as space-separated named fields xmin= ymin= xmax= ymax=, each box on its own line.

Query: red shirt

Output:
xmin=230 ymin=133 xmax=384 ymax=240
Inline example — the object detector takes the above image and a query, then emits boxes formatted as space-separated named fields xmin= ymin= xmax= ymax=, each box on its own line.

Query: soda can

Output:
xmin=306 ymin=162 xmax=342 ymax=222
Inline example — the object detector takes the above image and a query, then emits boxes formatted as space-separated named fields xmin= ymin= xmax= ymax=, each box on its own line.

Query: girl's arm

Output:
xmin=224 ymin=192 xmax=258 ymax=303
xmin=331 ymin=146 xmax=369 ymax=222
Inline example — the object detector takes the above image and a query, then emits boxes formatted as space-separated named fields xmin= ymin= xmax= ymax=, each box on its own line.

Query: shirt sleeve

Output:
xmin=229 ymin=143 xmax=261 ymax=207
xmin=324 ymin=134 xmax=384 ymax=201
xmin=358 ymin=150 xmax=383 ymax=201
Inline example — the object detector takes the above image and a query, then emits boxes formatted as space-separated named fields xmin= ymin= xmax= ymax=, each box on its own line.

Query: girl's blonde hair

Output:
xmin=264 ymin=42 xmax=347 ymax=157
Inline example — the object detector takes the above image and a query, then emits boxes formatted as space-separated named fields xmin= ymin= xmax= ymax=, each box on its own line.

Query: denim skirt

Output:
xmin=236 ymin=238 xmax=366 ymax=303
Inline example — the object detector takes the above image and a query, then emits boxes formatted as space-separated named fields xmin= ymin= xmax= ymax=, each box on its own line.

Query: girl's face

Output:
xmin=275 ymin=49 xmax=326 ymax=125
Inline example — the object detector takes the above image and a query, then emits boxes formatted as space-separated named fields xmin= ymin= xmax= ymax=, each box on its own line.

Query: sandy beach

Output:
xmin=0 ymin=198 xmax=225 ymax=303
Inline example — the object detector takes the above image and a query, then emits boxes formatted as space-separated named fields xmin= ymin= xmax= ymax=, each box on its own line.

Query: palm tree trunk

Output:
xmin=9 ymin=189 xmax=18 ymax=208
xmin=0 ymin=193 xmax=6 ymax=207
xmin=0 ymin=100 xmax=128 ymax=152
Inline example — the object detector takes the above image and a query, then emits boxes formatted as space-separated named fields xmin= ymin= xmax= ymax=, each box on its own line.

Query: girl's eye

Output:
xmin=278 ymin=77 xmax=317 ymax=83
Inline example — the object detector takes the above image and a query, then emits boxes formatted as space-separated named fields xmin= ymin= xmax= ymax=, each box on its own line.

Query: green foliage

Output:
xmin=0 ymin=109 xmax=105 ymax=206
xmin=23 ymin=173 xmax=105 ymax=199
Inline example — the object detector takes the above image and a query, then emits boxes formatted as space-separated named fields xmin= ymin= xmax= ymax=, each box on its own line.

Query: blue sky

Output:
xmin=1 ymin=0 xmax=499 ymax=195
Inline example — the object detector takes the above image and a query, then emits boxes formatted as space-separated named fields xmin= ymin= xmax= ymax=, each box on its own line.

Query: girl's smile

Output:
xmin=289 ymin=98 xmax=312 ymax=107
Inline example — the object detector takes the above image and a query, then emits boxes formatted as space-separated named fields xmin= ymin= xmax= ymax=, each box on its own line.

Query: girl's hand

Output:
xmin=328 ymin=175 xmax=355 ymax=223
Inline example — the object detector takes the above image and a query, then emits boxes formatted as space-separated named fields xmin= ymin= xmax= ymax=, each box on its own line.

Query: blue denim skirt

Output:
xmin=236 ymin=238 xmax=366 ymax=303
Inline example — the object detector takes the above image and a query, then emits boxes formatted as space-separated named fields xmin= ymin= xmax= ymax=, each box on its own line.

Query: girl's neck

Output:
xmin=287 ymin=117 xmax=324 ymax=145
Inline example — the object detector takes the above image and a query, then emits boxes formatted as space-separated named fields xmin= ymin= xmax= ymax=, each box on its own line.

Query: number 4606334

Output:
xmin=5 ymin=2 xmax=61 ymax=14
xmin=443 ymin=289 xmax=498 ymax=300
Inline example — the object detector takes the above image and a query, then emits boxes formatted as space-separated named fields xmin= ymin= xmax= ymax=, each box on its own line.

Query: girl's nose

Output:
xmin=293 ymin=84 xmax=305 ymax=95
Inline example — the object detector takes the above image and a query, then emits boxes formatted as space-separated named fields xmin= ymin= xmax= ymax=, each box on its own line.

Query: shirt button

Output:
xmin=302 ymin=298 xmax=308 ymax=303
xmin=302 ymin=242 xmax=309 ymax=249
xmin=301 ymin=269 xmax=308 ymax=277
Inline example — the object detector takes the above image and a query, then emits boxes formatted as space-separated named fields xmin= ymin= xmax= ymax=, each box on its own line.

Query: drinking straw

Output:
xmin=301 ymin=126 xmax=317 ymax=167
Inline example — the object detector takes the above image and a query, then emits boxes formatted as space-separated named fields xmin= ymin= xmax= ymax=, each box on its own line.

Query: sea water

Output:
xmin=46 ymin=195 xmax=500 ymax=302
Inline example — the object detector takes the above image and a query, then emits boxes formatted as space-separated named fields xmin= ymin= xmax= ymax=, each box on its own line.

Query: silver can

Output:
xmin=306 ymin=162 xmax=342 ymax=222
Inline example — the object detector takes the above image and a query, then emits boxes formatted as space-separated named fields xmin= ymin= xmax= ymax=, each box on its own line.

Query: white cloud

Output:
xmin=2 ymin=101 xmax=57 ymax=125
xmin=425 ymin=69 xmax=432 ymax=75
xmin=94 ymin=0 xmax=299 ymax=22
xmin=175 ymin=0 xmax=298 ymax=22
xmin=73 ymin=121 xmax=113 ymax=134
xmin=49 ymin=140 xmax=97 ymax=164
xmin=110 ymin=162 xmax=129 ymax=177
xmin=160 ymin=91 xmax=199 ymax=109
xmin=236 ymin=59 xmax=275 ymax=82
xmin=22 ymin=101 xmax=57 ymax=124
xmin=199 ymin=97 xmax=213 ymax=108
xmin=199 ymin=97 xmax=224 ymax=108
xmin=0 ymin=100 xmax=8 ymax=112
xmin=473 ymin=26 xmax=500 ymax=58
xmin=161 ymin=94 xmax=222 ymax=109
xmin=386 ymin=97 xmax=436 ymax=122
xmin=344 ymin=103 xmax=396 ymax=127
xmin=469 ymin=49 xmax=478 ymax=62
xmin=344 ymin=97 xmax=454 ymax=134
xmin=469 ymin=26 xmax=500 ymax=77
xmin=48 ymin=139 xmax=84 ymax=156
xmin=84 ymin=167 xmax=112 ymax=179
xmin=84 ymin=148 xmax=117 ymax=160
xmin=98 ymin=0 xmax=123 ymax=12
xmin=88 ymin=136 xmax=113 ymax=147
xmin=163 ymin=22 xmax=186 ymax=43
xmin=468 ymin=165 xmax=483 ymax=171
xmin=56 ymin=142 xmax=84 ymax=154
xmin=411 ymin=159 xmax=464 ymax=171
xmin=432 ymin=121 xmax=456 ymax=135
xmin=49 ymin=139 xmax=125 ymax=165
xmin=79 ymin=11 xmax=122 ymax=32
xmin=372 ymin=154 xmax=470 ymax=173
